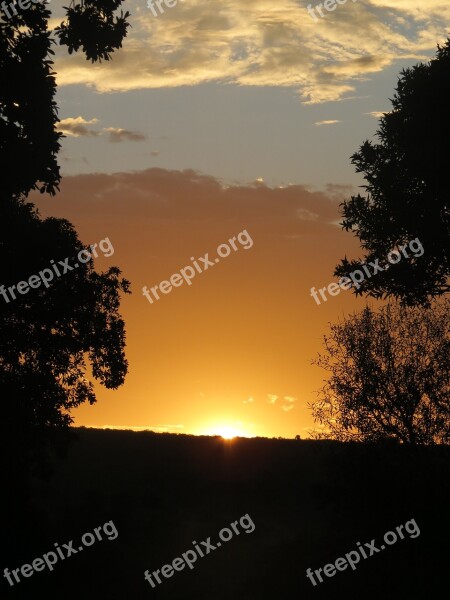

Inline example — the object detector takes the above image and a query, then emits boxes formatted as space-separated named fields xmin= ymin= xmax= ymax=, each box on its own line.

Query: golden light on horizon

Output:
xmin=202 ymin=425 xmax=248 ymax=439
xmin=217 ymin=426 xmax=239 ymax=439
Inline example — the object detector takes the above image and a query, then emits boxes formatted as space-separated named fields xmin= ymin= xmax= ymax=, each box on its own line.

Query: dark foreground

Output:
xmin=3 ymin=428 xmax=450 ymax=599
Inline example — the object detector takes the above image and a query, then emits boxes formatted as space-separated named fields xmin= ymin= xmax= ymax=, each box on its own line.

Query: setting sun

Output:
xmin=216 ymin=426 xmax=239 ymax=439
xmin=202 ymin=425 xmax=247 ymax=439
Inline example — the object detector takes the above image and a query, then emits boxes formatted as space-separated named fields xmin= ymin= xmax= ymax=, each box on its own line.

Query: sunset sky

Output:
xmin=34 ymin=0 xmax=449 ymax=438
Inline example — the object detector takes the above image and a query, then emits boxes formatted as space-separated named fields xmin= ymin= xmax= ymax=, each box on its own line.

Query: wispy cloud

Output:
xmin=365 ymin=111 xmax=386 ymax=118
xmin=267 ymin=394 xmax=278 ymax=404
xmin=54 ymin=0 xmax=449 ymax=103
xmin=104 ymin=127 xmax=147 ymax=143
xmin=282 ymin=404 xmax=294 ymax=412
xmin=297 ymin=208 xmax=319 ymax=221
xmin=58 ymin=118 xmax=147 ymax=142
xmin=314 ymin=120 xmax=341 ymax=126
xmin=58 ymin=116 xmax=100 ymax=137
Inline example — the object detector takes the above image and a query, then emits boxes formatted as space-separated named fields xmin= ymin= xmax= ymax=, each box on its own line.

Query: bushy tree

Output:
xmin=0 ymin=2 xmax=131 ymax=478
xmin=310 ymin=300 xmax=450 ymax=445
xmin=335 ymin=40 xmax=450 ymax=305
xmin=0 ymin=1 xmax=130 ymax=199
xmin=1 ymin=196 xmax=130 ymax=478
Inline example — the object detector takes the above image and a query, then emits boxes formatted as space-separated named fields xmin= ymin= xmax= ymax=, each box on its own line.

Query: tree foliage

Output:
xmin=0 ymin=1 xmax=130 ymax=198
xmin=0 ymin=2 xmax=131 ymax=475
xmin=55 ymin=0 xmax=131 ymax=63
xmin=1 ymin=198 xmax=130 ymax=475
xmin=335 ymin=40 xmax=450 ymax=305
xmin=310 ymin=300 xmax=450 ymax=445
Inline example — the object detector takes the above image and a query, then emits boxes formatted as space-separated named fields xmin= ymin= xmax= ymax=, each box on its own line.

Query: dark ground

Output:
xmin=3 ymin=428 xmax=450 ymax=599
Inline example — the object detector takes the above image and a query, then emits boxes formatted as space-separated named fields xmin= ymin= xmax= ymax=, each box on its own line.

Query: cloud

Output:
xmin=243 ymin=397 xmax=254 ymax=404
xmin=54 ymin=0 xmax=449 ymax=103
xmin=284 ymin=396 xmax=296 ymax=403
xmin=324 ymin=183 xmax=356 ymax=199
xmin=58 ymin=116 xmax=100 ymax=137
xmin=314 ymin=120 xmax=341 ymax=126
xmin=297 ymin=208 xmax=319 ymax=221
xmin=267 ymin=394 xmax=278 ymax=404
xmin=365 ymin=111 xmax=386 ymax=118
xmin=58 ymin=118 xmax=147 ymax=143
xmin=282 ymin=404 xmax=294 ymax=412
xmin=37 ymin=168 xmax=343 ymax=238
xmin=104 ymin=127 xmax=147 ymax=143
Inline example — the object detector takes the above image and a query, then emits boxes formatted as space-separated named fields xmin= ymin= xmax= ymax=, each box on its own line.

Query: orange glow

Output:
xmin=34 ymin=171 xmax=365 ymax=439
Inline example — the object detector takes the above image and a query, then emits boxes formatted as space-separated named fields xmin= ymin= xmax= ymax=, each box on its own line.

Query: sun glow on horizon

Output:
xmin=201 ymin=424 xmax=252 ymax=439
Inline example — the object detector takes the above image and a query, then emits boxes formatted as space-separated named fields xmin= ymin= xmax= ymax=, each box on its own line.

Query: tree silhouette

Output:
xmin=0 ymin=2 xmax=131 ymax=477
xmin=1 ymin=195 xmax=131 ymax=480
xmin=0 ymin=1 xmax=130 ymax=198
xmin=335 ymin=39 xmax=450 ymax=306
xmin=310 ymin=300 xmax=450 ymax=445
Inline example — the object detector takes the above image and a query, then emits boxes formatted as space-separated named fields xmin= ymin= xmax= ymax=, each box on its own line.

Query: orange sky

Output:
xmin=31 ymin=0 xmax=448 ymax=438
xmin=33 ymin=169 xmax=369 ymax=438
